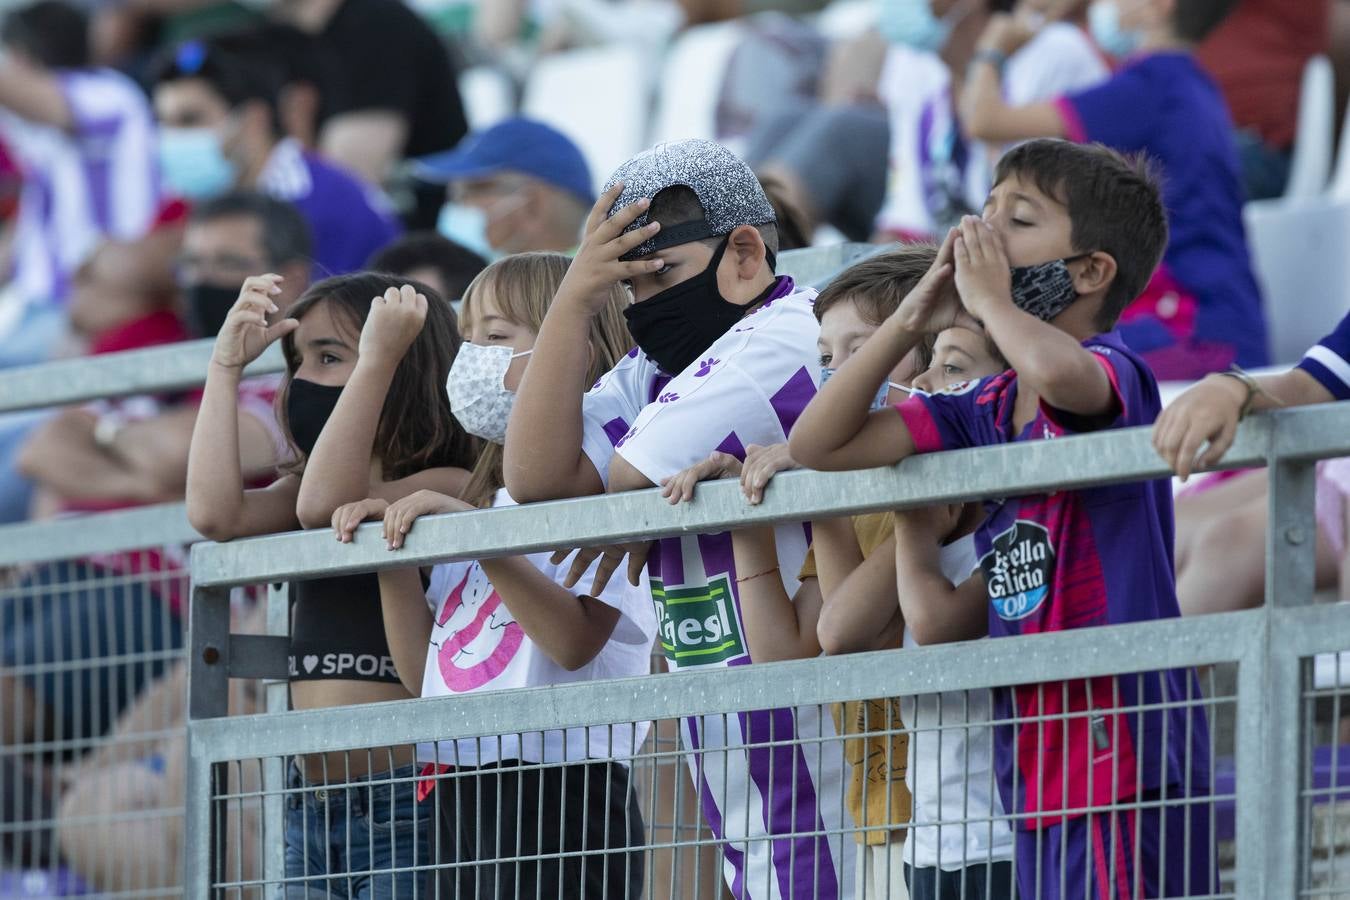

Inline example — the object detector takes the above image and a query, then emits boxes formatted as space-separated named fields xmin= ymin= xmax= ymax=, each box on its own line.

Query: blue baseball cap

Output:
xmin=412 ymin=117 xmax=595 ymax=206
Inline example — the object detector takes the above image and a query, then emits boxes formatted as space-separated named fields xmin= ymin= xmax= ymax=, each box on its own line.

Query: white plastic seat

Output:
xmin=1244 ymin=195 xmax=1350 ymax=365
xmin=1283 ymin=54 xmax=1335 ymax=200
xmin=647 ymin=22 xmax=745 ymax=147
xmin=458 ymin=66 xmax=516 ymax=131
xmin=521 ymin=45 xmax=653 ymax=193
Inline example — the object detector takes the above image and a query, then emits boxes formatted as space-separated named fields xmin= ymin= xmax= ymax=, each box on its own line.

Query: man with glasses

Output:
xmin=415 ymin=117 xmax=595 ymax=258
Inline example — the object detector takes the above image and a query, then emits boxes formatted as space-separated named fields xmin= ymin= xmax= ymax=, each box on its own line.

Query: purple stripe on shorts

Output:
xmin=769 ymin=367 xmax=817 ymax=439
xmin=736 ymin=703 xmax=838 ymax=900
xmin=686 ymin=714 xmax=747 ymax=896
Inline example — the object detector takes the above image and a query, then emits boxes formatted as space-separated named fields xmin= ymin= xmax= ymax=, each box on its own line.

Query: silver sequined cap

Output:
xmin=603 ymin=139 xmax=776 ymax=260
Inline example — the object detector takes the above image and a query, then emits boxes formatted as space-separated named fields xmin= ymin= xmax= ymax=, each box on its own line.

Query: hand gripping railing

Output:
xmin=184 ymin=401 xmax=1350 ymax=898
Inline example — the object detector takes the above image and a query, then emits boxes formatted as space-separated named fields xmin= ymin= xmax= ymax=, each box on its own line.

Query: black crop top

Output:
xmin=288 ymin=574 xmax=403 ymax=684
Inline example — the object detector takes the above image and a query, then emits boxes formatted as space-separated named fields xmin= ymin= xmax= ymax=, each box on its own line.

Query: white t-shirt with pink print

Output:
xmin=417 ymin=488 xmax=657 ymax=767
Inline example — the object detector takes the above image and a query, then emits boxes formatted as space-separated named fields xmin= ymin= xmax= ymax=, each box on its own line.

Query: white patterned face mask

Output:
xmin=446 ymin=342 xmax=532 ymax=444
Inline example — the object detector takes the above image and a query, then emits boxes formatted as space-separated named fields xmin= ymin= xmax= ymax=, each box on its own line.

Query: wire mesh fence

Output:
xmin=194 ymin=663 xmax=1241 ymax=900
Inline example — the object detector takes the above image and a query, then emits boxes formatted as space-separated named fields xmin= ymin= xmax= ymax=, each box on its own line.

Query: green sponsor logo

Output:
xmin=652 ymin=576 xmax=746 ymax=666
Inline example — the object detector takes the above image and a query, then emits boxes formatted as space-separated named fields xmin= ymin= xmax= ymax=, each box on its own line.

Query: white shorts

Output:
xmin=855 ymin=839 xmax=909 ymax=900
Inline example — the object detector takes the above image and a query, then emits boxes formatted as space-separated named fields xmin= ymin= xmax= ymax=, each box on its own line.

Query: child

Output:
xmin=959 ymin=0 xmax=1267 ymax=377
xmin=662 ymin=245 xmax=1012 ymax=900
xmin=504 ymin=139 xmax=855 ymax=900
xmin=789 ymin=139 xmax=1214 ymax=899
xmin=329 ymin=252 xmax=656 ymax=900
xmin=185 ymin=271 xmax=477 ymax=899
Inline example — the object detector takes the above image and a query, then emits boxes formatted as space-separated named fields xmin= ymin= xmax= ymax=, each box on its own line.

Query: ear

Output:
xmin=726 ymin=224 xmax=767 ymax=282
xmin=1072 ymin=251 xmax=1117 ymax=298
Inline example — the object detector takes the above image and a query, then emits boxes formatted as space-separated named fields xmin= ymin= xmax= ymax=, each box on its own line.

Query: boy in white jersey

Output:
xmin=506 ymin=139 xmax=854 ymax=900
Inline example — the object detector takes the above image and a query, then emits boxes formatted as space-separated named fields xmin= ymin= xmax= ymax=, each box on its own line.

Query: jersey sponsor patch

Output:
xmin=652 ymin=575 xmax=746 ymax=665
xmin=981 ymin=519 xmax=1055 ymax=621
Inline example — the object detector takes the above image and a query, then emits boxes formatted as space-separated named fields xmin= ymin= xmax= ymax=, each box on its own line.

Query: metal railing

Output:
xmin=183 ymin=402 xmax=1350 ymax=898
xmin=0 ymin=241 xmax=884 ymax=896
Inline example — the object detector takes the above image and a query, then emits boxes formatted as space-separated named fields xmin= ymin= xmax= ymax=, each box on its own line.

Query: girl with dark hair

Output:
xmin=186 ymin=270 xmax=478 ymax=899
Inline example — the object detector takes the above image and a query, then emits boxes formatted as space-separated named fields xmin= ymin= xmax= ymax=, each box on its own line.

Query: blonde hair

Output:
xmin=459 ymin=252 xmax=633 ymax=506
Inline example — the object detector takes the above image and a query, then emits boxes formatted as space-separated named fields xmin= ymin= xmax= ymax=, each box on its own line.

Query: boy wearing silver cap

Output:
xmin=506 ymin=139 xmax=854 ymax=900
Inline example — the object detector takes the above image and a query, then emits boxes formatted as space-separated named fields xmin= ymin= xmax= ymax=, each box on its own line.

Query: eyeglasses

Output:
xmin=176 ymin=253 xmax=270 ymax=283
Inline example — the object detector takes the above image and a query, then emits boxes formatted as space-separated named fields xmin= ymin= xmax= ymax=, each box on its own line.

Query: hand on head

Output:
xmin=210 ymin=273 xmax=298 ymax=370
xmin=358 ymin=284 xmax=427 ymax=367
xmin=556 ymin=183 xmax=668 ymax=314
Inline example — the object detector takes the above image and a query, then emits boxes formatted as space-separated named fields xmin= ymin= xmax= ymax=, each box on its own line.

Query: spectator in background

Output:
xmin=959 ymin=0 xmax=1268 ymax=377
xmin=269 ymin=0 xmax=468 ymax=227
xmin=150 ymin=39 xmax=400 ymax=278
xmin=414 ymin=117 xmax=594 ymax=257
xmin=1 ymin=193 xmax=309 ymax=757
xmin=1198 ymin=0 xmax=1330 ymax=200
xmin=367 ymin=231 xmax=488 ymax=303
xmin=0 ymin=0 xmax=159 ymax=368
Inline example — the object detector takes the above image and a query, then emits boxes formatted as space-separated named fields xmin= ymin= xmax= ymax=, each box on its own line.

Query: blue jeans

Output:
xmin=282 ymin=763 xmax=430 ymax=899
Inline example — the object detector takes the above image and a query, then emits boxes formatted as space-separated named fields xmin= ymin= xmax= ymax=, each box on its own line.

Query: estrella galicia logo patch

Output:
xmin=981 ymin=520 xmax=1055 ymax=621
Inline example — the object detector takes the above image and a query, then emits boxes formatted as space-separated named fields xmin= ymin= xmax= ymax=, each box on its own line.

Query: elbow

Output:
xmin=786 ymin=431 xmax=828 ymax=472
xmin=963 ymin=117 xmax=998 ymax=143
xmin=13 ymin=440 xmax=43 ymax=481
xmin=816 ymin=615 xmax=866 ymax=656
xmin=294 ymin=492 xmax=338 ymax=531
xmin=188 ymin=507 xmax=239 ymax=543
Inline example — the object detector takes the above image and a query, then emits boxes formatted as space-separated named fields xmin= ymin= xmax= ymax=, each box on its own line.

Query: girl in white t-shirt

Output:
xmin=331 ymin=252 xmax=655 ymax=900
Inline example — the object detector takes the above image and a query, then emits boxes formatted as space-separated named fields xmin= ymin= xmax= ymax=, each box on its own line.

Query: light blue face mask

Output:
xmin=158 ymin=127 xmax=237 ymax=201
xmin=1088 ymin=0 xmax=1144 ymax=57
xmin=437 ymin=202 xmax=498 ymax=261
xmin=820 ymin=367 xmax=910 ymax=411
xmin=877 ymin=0 xmax=974 ymax=53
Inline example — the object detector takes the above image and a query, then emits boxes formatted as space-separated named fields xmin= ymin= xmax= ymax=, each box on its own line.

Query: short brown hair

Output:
xmin=1173 ymin=0 xmax=1238 ymax=43
xmin=993 ymin=140 xmax=1167 ymax=330
xmin=814 ymin=244 xmax=939 ymax=370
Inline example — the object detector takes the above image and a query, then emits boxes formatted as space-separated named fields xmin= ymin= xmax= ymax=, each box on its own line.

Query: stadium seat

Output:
xmin=647 ymin=22 xmax=745 ymax=147
xmin=1283 ymin=55 xmax=1335 ymax=200
xmin=458 ymin=66 xmax=517 ymax=131
xmin=521 ymin=45 xmax=653 ymax=192
xmin=1244 ymin=195 xmax=1350 ymax=365
xmin=1329 ymin=86 xmax=1350 ymax=203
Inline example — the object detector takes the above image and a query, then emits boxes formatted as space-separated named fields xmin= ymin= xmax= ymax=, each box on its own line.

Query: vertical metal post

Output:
xmin=262 ymin=582 xmax=290 ymax=889
xmin=184 ymin=583 xmax=233 ymax=897
xmin=1240 ymin=453 xmax=1318 ymax=898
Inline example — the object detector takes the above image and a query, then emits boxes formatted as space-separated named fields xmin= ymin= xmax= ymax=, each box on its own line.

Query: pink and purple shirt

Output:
xmin=897 ymin=330 xmax=1211 ymax=829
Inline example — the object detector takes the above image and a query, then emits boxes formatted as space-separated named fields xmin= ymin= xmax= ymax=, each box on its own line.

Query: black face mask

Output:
xmin=184 ymin=282 xmax=241 ymax=338
xmin=286 ymin=378 xmax=345 ymax=457
xmin=623 ymin=237 xmax=776 ymax=376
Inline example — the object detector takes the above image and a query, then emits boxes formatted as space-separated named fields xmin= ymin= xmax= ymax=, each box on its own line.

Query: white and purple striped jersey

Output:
xmin=582 ymin=278 xmax=856 ymax=900
xmin=1 ymin=68 xmax=159 ymax=308
xmin=1297 ymin=312 xmax=1350 ymax=401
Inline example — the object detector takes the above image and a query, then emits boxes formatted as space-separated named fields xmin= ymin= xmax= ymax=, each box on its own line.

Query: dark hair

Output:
xmin=189 ymin=191 xmax=313 ymax=269
xmin=648 ymin=185 xmax=781 ymax=263
xmin=815 ymin=244 xmax=939 ymax=371
xmin=756 ymin=174 xmax=810 ymax=252
xmin=1 ymin=1 xmax=88 ymax=69
xmin=148 ymin=40 xmax=284 ymax=135
xmin=993 ymin=139 xmax=1168 ymax=329
xmin=368 ymin=232 xmax=488 ymax=301
xmin=277 ymin=272 xmax=478 ymax=479
xmin=1172 ymin=0 xmax=1238 ymax=43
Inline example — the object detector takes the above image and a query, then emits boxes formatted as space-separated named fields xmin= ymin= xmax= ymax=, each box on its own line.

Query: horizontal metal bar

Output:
xmin=188 ymin=606 xmax=1266 ymax=763
xmin=226 ymin=634 xmax=290 ymax=681
xmin=0 ymin=245 xmax=861 ymax=416
xmin=190 ymin=404 xmax=1350 ymax=587
xmin=0 ymin=340 xmax=285 ymax=414
xmin=0 ymin=501 xmax=199 ymax=567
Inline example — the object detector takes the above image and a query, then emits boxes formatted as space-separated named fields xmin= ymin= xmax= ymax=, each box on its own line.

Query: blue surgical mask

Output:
xmin=878 ymin=0 xmax=975 ymax=52
xmin=437 ymin=202 xmax=497 ymax=261
xmin=157 ymin=127 xmax=237 ymax=201
xmin=1088 ymin=0 xmax=1143 ymax=57
xmin=821 ymin=367 xmax=909 ymax=411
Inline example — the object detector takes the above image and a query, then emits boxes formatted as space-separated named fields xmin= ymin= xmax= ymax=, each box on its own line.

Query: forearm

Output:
xmin=1258 ymin=368 xmax=1335 ymax=410
xmin=893 ymin=530 xmax=987 ymax=644
xmin=295 ymin=359 xmax=394 ymax=527
xmin=959 ymin=62 xmax=1006 ymax=141
xmin=789 ymin=315 xmax=922 ymax=469
xmin=477 ymin=555 xmax=619 ymax=670
xmin=981 ymin=302 xmax=1113 ymax=415
xmin=733 ymin=526 xmax=818 ymax=661
xmin=505 ymin=296 xmax=602 ymax=501
xmin=816 ymin=539 xmax=903 ymax=655
xmin=377 ymin=568 xmax=433 ymax=695
xmin=16 ymin=412 xmax=164 ymax=502
xmin=809 ymin=517 xmax=864 ymax=600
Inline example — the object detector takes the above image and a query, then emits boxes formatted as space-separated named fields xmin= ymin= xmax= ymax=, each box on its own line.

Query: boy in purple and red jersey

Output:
xmin=790 ymin=138 xmax=1214 ymax=899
